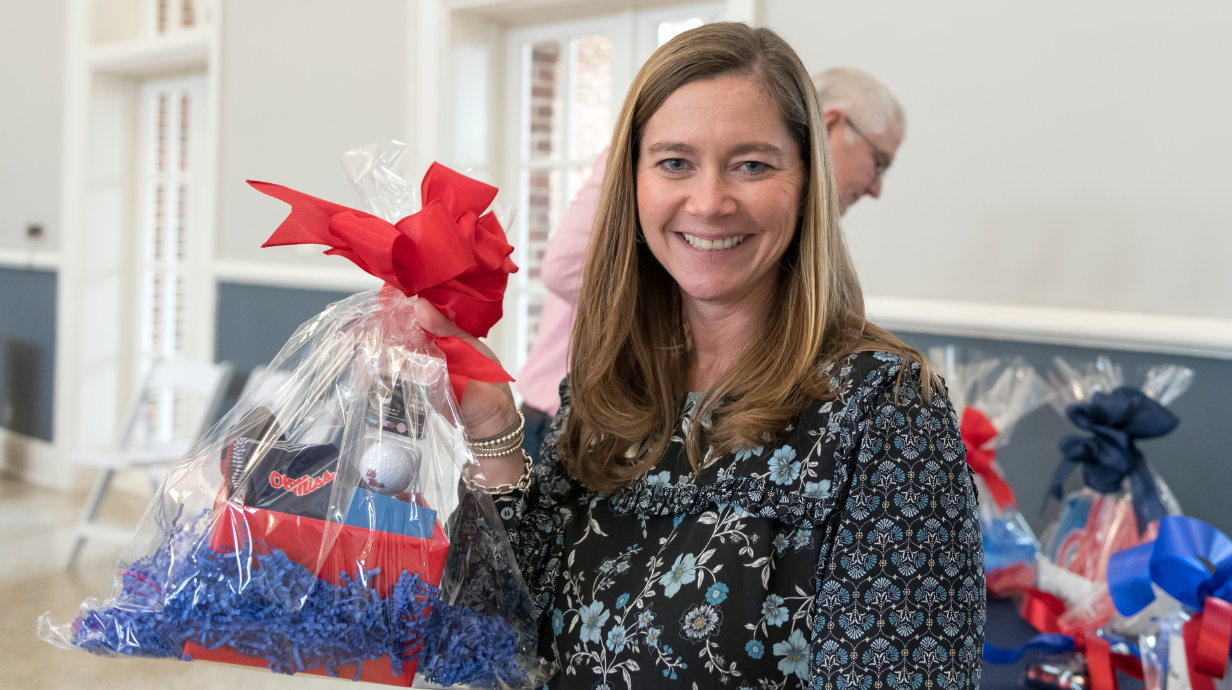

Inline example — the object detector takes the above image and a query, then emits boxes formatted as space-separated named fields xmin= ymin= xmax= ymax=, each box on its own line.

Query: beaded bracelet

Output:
xmin=471 ymin=443 xmax=523 ymax=458
xmin=467 ymin=410 xmax=524 ymax=451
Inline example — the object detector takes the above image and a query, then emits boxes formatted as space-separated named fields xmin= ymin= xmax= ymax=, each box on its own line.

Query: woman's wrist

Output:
xmin=463 ymin=401 xmax=530 ymax=490
xmin=464 ymin=404 xmax=519 ymax=440
xmin=473 ymin=448 xmax=530 ymax=489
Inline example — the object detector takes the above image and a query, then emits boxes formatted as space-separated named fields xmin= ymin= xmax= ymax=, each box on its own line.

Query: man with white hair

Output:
xmin=812 ymin=67 xmax=906 ymax=212
xmin=517 ymin=67 xmax=907 ymax=461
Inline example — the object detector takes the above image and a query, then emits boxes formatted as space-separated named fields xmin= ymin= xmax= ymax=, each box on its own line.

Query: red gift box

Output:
xmin=182 ymin=498 xmax=449 ymax=685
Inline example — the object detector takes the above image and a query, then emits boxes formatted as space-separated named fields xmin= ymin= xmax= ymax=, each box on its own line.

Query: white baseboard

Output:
xmin=0 ymin=429 xmax=158 ymax=498
xmin=867 ymin=296 xmax=1232 ymax=360
xmin=0 ymin=428 xmax=72 ymax=489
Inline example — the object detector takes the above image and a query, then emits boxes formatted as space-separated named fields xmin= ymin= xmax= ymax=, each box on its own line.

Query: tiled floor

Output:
xmin=0 ymin=474 xmax=358 ymax=690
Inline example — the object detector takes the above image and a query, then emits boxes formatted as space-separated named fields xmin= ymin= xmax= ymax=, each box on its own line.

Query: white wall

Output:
xmin=763 ymin=0 xmax=1232 ymax=320
xmin=215 ymin=0 xmax=408 ymax=266
xmin=0 ymin=0 xmax=65 ymax=252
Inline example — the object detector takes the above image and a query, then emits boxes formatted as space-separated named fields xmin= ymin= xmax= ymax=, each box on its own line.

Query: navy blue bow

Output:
xmin=1051 ymin=386 xmax=1178 ymax=534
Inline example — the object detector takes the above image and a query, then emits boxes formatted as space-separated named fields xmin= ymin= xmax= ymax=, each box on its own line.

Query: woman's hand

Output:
xmin=413 ymin=298 xmax=526 ymax=487
xmin=412 ymin=298 xmax=518 ymax=440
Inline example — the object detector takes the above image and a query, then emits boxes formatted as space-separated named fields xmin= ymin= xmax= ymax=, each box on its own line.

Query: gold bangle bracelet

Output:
xmin=471 ymin=442 xmax=525 ymax=458
xmin=467 ymin=411 xmax=525 ymax=449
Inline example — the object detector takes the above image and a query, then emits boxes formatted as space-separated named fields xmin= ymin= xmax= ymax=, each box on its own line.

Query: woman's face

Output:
xmin=637 ymin=73 xmax=805 ymax=309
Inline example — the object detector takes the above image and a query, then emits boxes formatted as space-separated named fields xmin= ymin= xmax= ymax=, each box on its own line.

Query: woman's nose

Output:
xmin=684 ymin=169 xmax=737 ymax=222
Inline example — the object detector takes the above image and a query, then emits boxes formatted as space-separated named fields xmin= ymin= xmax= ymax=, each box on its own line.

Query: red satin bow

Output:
xmin=960 ymin=407 xmax=1017 ymax=511
xmin=249 ymin=163 xmax=517 ymax=402
xmin=1183 ymin=596 xmax=1232 ymax=690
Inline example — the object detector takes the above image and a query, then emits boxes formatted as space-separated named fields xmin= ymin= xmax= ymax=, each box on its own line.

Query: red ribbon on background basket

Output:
xmin=960 ymin=407 xmax=1017 ymax=510
xmin=986 ymin=587 xmax=1144 ymax=690
xmin=250 ymin=163 xmax=517 ymax=402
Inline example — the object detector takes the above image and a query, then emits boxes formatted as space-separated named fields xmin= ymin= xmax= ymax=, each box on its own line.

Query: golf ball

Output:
xmin=359 ymin=440 xmax=419 ymax=495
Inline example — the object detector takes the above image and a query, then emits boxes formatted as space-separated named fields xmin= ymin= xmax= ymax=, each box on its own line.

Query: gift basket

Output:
xmin=1036 ymin=356 xmax=1193 ymax=635
xmin=1109 ymin=515 xmax=1232 ymax=690
xmin=930 ymin=347 xmax=1053 ymax=597
xmin=39 ymin=141 xmax=551 ymax=688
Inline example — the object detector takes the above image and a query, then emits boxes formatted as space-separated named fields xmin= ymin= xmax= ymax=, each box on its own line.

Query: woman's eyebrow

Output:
xmin=646 ymin=141 xmax=696 ymax=156
xmin=728 ymin=142 xmax=785 ymax=157
xmin=644 ymin=141 xmax=785 ymax=157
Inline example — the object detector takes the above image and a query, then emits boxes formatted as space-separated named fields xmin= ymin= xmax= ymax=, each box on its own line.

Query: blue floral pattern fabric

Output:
xmin=494 ymin=352 xmax=985 ymax=689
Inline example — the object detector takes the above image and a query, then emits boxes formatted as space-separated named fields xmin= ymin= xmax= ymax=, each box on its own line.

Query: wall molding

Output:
xmin=89 ymin=28 xmax=210 ymax=76
xmin=0 ymin=427 xmax=71 ymax=489
xmin=212 ymin=260 xmax=383 ymax=293
xmin=867 ymin=296 xmax=1232 ymax=361
xmin=0 ymin=248 xmax=60 ymax=271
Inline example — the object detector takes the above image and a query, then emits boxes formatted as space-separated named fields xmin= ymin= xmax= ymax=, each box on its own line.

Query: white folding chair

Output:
xmin=65 ymin=360 xmax=233 ymax=569
xmin=233 ymin=364 xmax=292 ymax=417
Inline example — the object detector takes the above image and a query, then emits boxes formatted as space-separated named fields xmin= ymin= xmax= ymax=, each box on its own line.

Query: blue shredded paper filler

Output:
xmin=68 ymin=510 xmax=524 ymax=687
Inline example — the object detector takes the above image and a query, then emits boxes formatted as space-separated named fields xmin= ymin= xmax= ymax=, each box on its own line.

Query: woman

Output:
xmin=418 ymin=22 xmax=984 ymax=690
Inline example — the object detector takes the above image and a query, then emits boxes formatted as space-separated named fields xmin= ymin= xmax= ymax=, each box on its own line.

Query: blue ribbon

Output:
xmin=1108 ymin=515 xmax=1232 ymax=617
xmin=983 ymin=634 xmax=1077 ymax=664
xmin=1051 ymin=386 xmax=1177 ymax=533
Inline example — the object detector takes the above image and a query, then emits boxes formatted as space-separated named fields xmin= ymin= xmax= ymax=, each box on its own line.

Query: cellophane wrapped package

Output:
xmin=930 ymin=347 xmax=1052 ymax=597
xmin=1139 ymin=613 xmax=1232 ymax=690
xmin=39 ymin=141 xmax=551 ymax=688
xmin=1108 ymin=515 xmax=1232 ymax=690
xmin=1037 ymin=356 xmax=1192 ymax=635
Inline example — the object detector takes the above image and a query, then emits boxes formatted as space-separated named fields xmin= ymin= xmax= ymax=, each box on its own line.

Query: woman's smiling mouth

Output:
xmin=679 ymin=233 xmax=748 ymax=251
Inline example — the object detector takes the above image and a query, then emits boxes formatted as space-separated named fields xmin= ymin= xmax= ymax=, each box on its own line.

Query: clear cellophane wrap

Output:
xmin=1037 ymin=356 xmax=1192 ymax=636
xmin=930 ymin=347 xmax=1052 ymax=597
xmin=1139 ymin=611 xmax=1232 ymax=690
xmin=38 ymin=142 xmax=551 ymax=688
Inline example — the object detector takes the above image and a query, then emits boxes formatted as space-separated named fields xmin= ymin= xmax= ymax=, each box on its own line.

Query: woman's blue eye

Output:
xmin=741 ymin=161 xmax=769 ymax=174
xmin=663 ymin=159 xmax=688 ymax=172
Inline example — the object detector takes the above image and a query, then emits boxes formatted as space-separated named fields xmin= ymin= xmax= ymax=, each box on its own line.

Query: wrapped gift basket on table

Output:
xmin=38 ymin=141 xmax=551 ymax=689
xmin=1108 ymin=515 xmax=1232 ymax=690
xmin=1034 ymin=357 xmax=1193 ymax=635
xmin=983 ymin=356 xmax=1198 ymax=690
xmin=930 ymin=347 xmax=1053 ymax=598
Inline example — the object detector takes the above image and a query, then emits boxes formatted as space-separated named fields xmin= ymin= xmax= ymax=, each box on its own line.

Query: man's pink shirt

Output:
xmin=516 ymin=149 xmax=609 ymax=415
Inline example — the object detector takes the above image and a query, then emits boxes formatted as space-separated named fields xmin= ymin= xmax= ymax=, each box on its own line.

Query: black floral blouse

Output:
xmin=495 ymin=352 xmax=986 ymax=690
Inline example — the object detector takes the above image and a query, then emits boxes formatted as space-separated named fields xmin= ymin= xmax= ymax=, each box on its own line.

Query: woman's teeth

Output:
xmin=681 ymin=233 xmax=747 ymax=250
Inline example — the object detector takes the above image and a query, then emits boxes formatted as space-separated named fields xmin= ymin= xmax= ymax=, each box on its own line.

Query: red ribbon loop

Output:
xmin=1186 ymin=596 xmax=1232 ymax=687
xmin=960 ymin=407 xmax=1017 ymax=510
xmin=250 ymin=163 xmax=518 ymax=402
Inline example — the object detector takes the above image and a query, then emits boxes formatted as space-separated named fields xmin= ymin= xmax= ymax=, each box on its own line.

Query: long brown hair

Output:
xmin=562 ymin=23 xmax=930 ymax=493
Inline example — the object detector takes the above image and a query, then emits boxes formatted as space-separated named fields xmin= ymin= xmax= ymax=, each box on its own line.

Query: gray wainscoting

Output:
xmin=214 ymin=281 xmax=357 ymax=413
xmin=893 ymin=331 xmax=1232 ymax=537
xmin=0 ymin=267 xmax=57 ymax=442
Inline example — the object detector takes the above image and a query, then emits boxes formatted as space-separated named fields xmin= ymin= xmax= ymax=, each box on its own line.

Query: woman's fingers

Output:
xmin=412 ymin=296 xmax=514 ymax=433
xmin=413 ymin=298 xmax=505 ymax=366
xmin=412 ymin=298 xmax=467 ymax=339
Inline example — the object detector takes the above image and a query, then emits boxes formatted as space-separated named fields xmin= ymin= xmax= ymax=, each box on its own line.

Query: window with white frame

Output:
xmin=501 ymin=3 xmax=724 ymax=373
xmin=137 ymin=74 xmax=205 ymax=440
xmin=152 ymin=0 xmax=206 ymax=34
